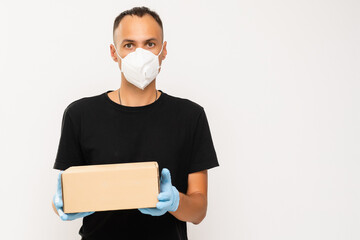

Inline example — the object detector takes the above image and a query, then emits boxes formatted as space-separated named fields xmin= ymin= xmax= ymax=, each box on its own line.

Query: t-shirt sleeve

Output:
xmin=188 ymin=107 xmax=220 ymax=174
xmin=53 ymin=104 xmax=85 ymax=170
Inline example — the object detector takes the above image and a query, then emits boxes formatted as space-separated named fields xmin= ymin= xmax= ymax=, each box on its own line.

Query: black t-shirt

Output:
xmin=53 ymin=89 xmax=220 ymax=240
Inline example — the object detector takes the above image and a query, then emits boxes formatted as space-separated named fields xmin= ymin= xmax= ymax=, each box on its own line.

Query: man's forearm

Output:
xmin=169 ymin=192 xmax=207 ymax=224
xmin=52 ymin=201 xmax=59 ymax=216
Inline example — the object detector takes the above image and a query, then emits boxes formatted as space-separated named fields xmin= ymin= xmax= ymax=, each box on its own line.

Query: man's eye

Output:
xmin=148 ymin=42 xmax=155 ymax=47
xmin=124 ymin=43 xmax=132 ymax=48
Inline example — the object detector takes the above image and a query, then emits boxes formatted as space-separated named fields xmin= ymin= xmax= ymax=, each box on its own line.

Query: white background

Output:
xmin=0 ymin=0 xmax=359 ymax=239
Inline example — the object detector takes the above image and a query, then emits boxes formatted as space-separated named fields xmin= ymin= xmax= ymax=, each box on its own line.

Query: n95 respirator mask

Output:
xmin=114 ymin=42 xmax=164 ymax=90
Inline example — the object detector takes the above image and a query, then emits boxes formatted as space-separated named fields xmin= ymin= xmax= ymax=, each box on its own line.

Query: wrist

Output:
xmin=169 ymin=186 xmax=180 ymax=212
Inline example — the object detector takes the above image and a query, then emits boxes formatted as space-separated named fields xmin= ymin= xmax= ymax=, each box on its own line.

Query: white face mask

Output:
xmin=114 ymin=42 xmax=164 ymax=90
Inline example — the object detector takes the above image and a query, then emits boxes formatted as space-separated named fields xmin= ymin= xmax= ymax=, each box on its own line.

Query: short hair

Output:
xmin=113 ymin=6 xmax=164 ymax=45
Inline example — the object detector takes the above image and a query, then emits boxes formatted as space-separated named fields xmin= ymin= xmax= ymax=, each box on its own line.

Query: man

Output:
xmin=52 ymin=6 xmax=219 ymax=240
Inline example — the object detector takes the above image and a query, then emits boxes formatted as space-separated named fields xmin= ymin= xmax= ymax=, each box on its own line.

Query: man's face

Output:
xmin=110 ymin=14 xmax=167 ymax=71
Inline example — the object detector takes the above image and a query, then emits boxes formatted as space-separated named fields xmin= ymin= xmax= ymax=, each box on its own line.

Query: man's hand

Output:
xmin=138 ymin=168 xmax=180 ymax=216
xmin=53 ymin=171 xmax=95 ymax=221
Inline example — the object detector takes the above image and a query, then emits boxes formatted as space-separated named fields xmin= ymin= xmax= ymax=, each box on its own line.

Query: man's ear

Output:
xmin=162 ymin=41 xmax=167 ymax=60
xmin=110 ymin=44 xmax=119 ymax=62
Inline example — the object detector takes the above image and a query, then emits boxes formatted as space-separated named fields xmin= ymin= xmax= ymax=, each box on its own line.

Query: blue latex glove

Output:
xmin=138 ymin=168 xmax=180 ymax=216
xmin=53 ymin=170 xmax=95 ymax=221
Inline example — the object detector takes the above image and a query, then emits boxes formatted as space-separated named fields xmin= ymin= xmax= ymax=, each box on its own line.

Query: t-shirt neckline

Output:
xmin=102 ymin=89 xmax=166 ymax=112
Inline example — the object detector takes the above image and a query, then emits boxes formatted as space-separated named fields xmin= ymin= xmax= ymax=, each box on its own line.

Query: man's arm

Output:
xmin=52 ymin=171 xmax=60 ymax=216
xmin=52 ymin=200 xmax=59 ymax=216
xmin=169 ymin=170 xmax=208 ymax=224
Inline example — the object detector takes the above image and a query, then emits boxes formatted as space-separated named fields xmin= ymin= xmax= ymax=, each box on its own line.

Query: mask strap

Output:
xmin=113 ymin=45 xmax=124 ymax=73
xmin=157 ymin=42 xmax=164 ymax=56
xmin=157 ymin=42 xmax=165 ymax=70
xmin=114 ymin=45 xmax=123 ymax=60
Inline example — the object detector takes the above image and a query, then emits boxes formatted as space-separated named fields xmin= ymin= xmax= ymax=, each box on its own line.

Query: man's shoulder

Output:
xmin=63 ymin=92 xmax=104 ymax=116
xmin=165 ymin=91 xmax=204 ymax=114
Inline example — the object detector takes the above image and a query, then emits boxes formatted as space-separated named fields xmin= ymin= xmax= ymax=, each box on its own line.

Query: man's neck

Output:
xmin=115 ymin=79 xmax=160 ymax=107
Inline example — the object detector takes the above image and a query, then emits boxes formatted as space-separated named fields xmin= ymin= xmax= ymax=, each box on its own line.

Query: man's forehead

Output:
xmin=115 ymin=14 xmax=162 ymax=43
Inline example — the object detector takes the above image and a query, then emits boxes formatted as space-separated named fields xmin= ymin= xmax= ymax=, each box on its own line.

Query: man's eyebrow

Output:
xmin=121 ymin=38 xmax=158 ymax=44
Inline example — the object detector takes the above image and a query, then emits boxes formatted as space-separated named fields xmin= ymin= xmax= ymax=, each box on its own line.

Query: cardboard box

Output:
xmin=61 ymin=161 xmax=160 ymax=213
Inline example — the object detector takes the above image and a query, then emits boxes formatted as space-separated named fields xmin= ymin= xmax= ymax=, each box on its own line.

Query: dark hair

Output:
xmin=113 ymin=6 xmax=163 ymax=44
